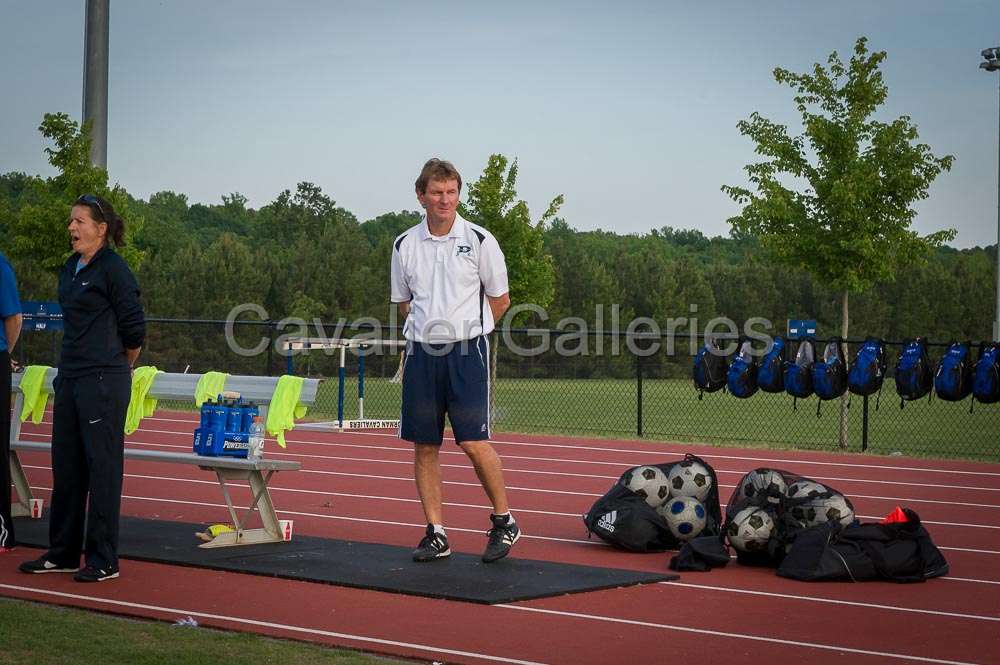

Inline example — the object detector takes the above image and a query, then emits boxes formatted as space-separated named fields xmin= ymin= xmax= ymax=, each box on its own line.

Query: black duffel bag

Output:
xmin=777 ymin=508 xmax=949 ymax=583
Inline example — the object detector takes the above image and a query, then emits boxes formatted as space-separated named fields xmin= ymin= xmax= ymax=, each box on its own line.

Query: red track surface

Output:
xmin=3 ymin=411 xmax=999 ymax=664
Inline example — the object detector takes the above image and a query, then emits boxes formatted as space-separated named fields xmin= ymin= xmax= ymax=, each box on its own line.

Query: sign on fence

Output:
xmin=787 ymin=319 xmax=816 ymax=339
xmin=22 ymin=301 xmax=63 ymax=332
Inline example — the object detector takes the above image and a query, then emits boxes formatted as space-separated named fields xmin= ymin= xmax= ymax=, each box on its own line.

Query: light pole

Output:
xmin=83 ymin=0 xmax=109 ymax=168
xmin=983 ymin=47 xmax=1000 ymax=341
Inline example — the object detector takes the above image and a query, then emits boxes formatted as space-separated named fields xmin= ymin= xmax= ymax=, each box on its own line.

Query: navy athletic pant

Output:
xmin=47 ymin=371 xmax=130 ymax=570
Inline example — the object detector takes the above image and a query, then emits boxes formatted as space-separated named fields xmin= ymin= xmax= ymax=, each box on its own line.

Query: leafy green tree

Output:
xmin=460 ymin=154 xmax=561 ymax=324
xmin=6 ymin=113 xmax=143 ymax=274
xmin=545 ymin=218 xmax=623 ymax=321
xmin=722 ymin=37 xmax=955 ymax=448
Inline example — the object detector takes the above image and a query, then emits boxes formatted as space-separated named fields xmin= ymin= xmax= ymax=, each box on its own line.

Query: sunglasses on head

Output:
xmin=75 ymin=194 xmax=108 ymax=220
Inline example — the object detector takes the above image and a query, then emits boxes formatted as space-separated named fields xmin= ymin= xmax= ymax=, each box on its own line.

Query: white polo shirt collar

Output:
xmin=417 ymin=215 xmax=466 ymax=242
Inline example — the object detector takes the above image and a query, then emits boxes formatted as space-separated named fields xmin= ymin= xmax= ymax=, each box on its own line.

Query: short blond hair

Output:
xmin=415 ymin=158 xmax=462 ymax=194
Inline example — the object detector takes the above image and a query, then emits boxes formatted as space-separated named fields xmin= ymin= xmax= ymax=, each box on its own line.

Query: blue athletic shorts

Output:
xmin=399 ymin=336 xmax=490 ymax=445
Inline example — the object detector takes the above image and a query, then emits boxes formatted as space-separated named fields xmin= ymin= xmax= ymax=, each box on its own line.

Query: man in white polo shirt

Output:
xmin=390 ymin=158 xmax=519 ymax=563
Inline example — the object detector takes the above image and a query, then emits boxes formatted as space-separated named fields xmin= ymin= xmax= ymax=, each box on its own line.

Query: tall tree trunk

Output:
xmin=838 ymin=290 xmax=850 ymax=450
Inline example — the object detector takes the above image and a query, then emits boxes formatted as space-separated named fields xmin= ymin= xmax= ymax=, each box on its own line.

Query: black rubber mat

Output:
xmin=15 ymin=515 xmax=677 ymax=604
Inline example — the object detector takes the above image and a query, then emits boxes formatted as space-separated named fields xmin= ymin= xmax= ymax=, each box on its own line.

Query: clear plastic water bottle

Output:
xmin=248 ymin=416 xmax=265 ymax=460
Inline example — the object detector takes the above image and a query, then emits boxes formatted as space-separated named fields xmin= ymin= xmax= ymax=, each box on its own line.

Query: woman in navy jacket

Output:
xmin=20 ymin=194 xmax=145 ymax=582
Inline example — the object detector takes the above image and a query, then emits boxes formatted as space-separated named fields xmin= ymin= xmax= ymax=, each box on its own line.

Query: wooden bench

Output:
xmin=8 ymin=369 xmax=322 ymax=548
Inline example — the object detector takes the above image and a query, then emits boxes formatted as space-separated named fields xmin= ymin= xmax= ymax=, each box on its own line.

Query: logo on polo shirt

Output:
xmin=456 ymin=245 xmax=472 ymax=255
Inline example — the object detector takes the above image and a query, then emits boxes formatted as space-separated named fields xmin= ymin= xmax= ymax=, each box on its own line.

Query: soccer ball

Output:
xmin=786 ymin=480 xmax=829 ymax=500
xmin=657 ymin=496 xmax=708 ymax=541
xmin=622 ymin=465 xmax=670 ymax=507
xmin=737 ymin=468 xmax=787 ymax=504
xmin=790 ymin=492 xmax=855 ymax=528
xmin=667 ymin=460 xmax=713 ymax=502
xmin=814 ymin=493 xmax=855 ymax=527
xmin=727 ymin=506 xmax=775 ymax=552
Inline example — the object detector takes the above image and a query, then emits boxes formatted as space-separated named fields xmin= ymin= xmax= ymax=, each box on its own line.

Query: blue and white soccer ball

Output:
xmin=622 ymin=465 xmax=670 ymax=507
xmin=657 ymin=496 xmax=708 ymax=541
xmin=667 ymin=460 xmax=713 ymax=502
xmin=727 ymin=506 xmax=776 ymax=552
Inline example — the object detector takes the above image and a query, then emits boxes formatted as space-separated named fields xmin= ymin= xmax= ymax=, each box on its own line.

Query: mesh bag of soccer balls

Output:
xmin=583 ymin=454 xmax=723 ymax=552
xmin=724 ymin=467 xmax=856 ymax=565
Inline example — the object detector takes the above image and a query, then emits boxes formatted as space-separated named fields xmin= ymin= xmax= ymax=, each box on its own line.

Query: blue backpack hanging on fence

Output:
xmin=895 ymin=338 xmax=933 ymax=408
xmin=972 ymin=342 xmax=1000 ymax=404
xmin=757 ymin=336 xmax=788 ymax=393
xmin=812 ymin=338 xmax=848 ymax=415
xmin=848 ymin=338 xmax=887 ymax=401
xmin=693 ymin=335 xmax=728 ymax=399
xmin=934 ymin=341 xmax=973 ymax=402
xmin=784 ymin=338 xmax=816 ymax=402
xmin=727 ymin=338 xmax=758 ymax=399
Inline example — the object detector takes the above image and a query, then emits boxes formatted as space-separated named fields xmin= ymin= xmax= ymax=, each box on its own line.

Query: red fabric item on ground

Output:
xmin=881 ymin=506 xmax=910 ymax=524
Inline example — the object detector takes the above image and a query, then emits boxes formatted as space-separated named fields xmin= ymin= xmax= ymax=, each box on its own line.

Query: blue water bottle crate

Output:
xmin=193 ymin=399 xmax=215 ymax=455
xmin=195 ymin=393 xmax=254 ymax=457
xmin=213 ymin=395 xmax=253 ymax=458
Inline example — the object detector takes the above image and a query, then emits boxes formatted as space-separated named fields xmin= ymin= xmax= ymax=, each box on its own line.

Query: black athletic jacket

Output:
xmin=57 ymin=245 xmax=145 ymax=378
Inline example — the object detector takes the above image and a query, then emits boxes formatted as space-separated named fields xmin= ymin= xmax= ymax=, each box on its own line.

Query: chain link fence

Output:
xmin=15 ymin=319 xmax=1000 ymax=461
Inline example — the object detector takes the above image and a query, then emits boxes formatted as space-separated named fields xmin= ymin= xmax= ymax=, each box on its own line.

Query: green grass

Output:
xmin=0 ymin=597 xmax=405 ymax=665
xmin=310 ymin=377 xmax=1000 ymax=461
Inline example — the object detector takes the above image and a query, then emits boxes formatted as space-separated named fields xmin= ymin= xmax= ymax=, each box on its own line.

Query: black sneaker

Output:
xmin=482 ymin=514 xmax=521 ymax=563
xmin=412 ymin=525 xmax=450 ymax=562
xmin=73 ymin=565 xmax=119 ymax=582
xmin=19 ymin=556 xmax=79 ymax=574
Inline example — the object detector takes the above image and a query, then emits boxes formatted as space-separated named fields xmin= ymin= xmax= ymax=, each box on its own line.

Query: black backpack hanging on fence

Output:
xmin=933 ymin=341 xmax=974 ymax=402
xmin=757 ymin=336 xmax=788 ymax=393
xmin=726 ymin=337 xmax=758 ymax=399
xmin=812 ymin=338 xmax=848 ymax=415
xmin=784 ymin=338 xmax=816 ymax=401
xmin=693 ymin=336 xmax=728 ymax=398
xmin=973 ymin=342 xmax=1000 ymax=404
xmin=848 ymin=338 xmax=887 ymax=405
xmin=894 ymin=338 xmax=933 ymax=408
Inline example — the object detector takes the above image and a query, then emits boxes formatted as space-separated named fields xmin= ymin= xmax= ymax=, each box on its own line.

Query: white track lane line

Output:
xmin=24 ymin=486 xmax=596 ymax=547
xmin=22 ymin=477 xmax=1000 ymax=561
xmin=656 ymin=581 xmax=999 ymax=622
xmin=26 ymin=416 xmax=1000 ymax=477
xmin=110 ymin=436 xmax=1000 ymax=507
xmin=119 ymin=432 xmax=1000 ymax=494
xmin=494 ymin=605 xmax=977 ymax=665
xmin=0 ymin=583 xmax=548 ymax=665
xmin=321 ymin=428 xmax=1000 ymax=478
xmin=110 ymin=427 xmax=1000 ymax=487
xmin=26 ymin=433 xmax=1000 ymax=504
xmin=5 ymin=574 xmax=979 ymax=665
xmin=20 ymin=454 xmax=1000 ymax=530
xmin=23 ymin=431 xmax=1000 ymax=498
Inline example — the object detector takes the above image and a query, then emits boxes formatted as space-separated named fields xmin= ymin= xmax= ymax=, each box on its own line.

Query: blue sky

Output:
xmin=2 ymin=1 xmax=998 ymax=247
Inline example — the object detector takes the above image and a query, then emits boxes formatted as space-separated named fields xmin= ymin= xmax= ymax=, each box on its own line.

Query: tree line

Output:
xmin=0 ymin=113 xmax=996 ymax=377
